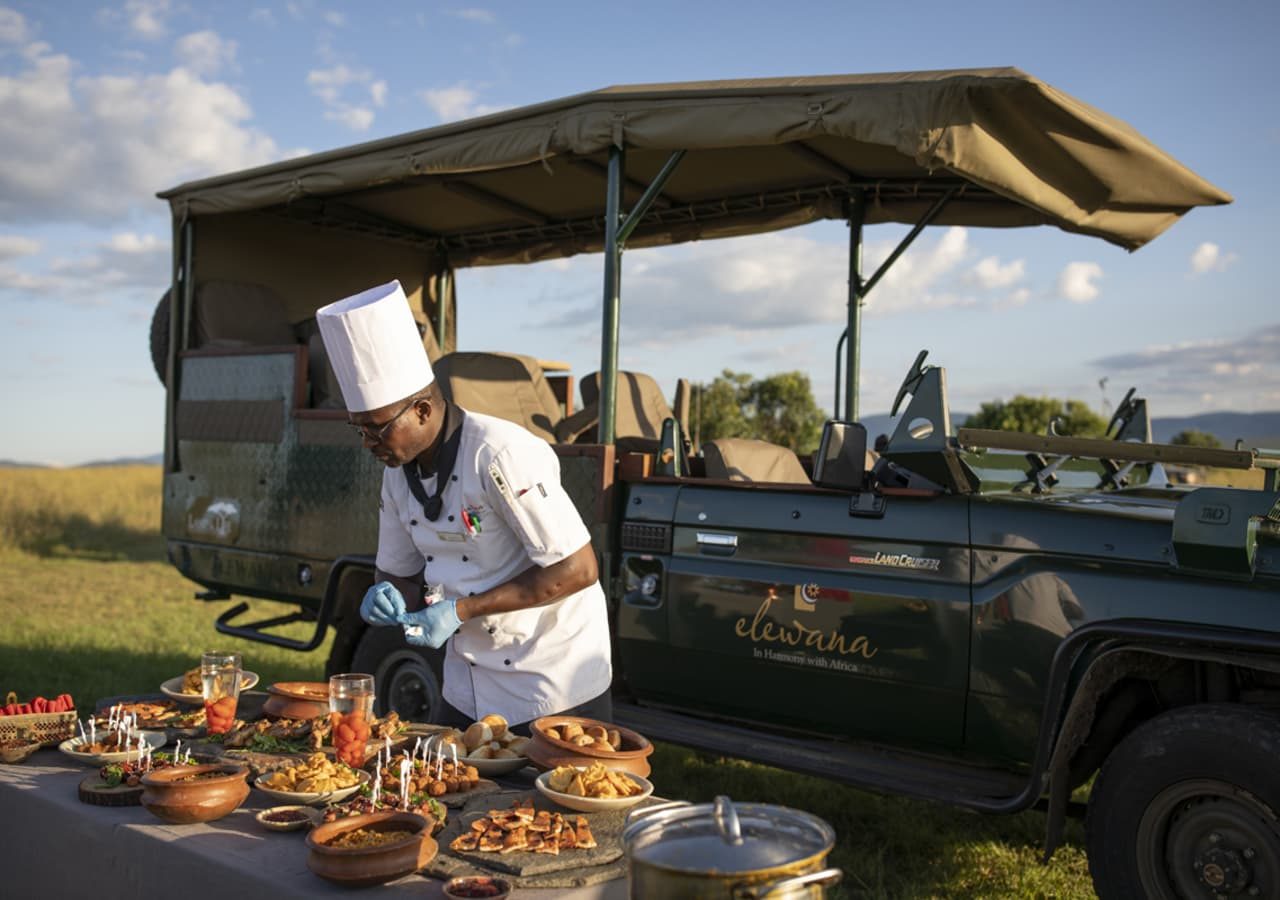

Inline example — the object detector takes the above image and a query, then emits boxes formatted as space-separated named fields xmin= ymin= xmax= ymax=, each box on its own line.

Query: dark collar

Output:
xmin=402 ymin=400 xmax=465 ymax=522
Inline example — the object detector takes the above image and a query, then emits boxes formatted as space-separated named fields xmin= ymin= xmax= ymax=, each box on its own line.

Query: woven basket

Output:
xmin=0 ymin=692 xmax=77 ymax=748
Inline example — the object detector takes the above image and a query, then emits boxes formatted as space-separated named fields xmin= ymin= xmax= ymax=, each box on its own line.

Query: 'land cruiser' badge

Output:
xmin=849 ymin=550 xmax=941 ymax=572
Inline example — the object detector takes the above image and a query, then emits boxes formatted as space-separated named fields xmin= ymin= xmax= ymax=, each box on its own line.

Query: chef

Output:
xmin=316 ymin=280 xmax=613 ymax=730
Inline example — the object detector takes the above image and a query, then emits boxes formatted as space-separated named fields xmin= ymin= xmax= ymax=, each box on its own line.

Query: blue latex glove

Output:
xmin=360 ymin=581 xmax=407 ymax=626
xmin=398 ymin=598 xmax=462 ymax=649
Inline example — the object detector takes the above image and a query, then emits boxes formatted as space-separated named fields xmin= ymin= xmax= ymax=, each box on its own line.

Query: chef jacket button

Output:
xmin=469 ymin=661 xmax=475 ymax=667
xmin=427 ymin=555 xmax=433 ymax=562
xmin=410 ymin=519 xmax=418 ymax=526
xmin=488 ymin=627 xmax=495 ymax=635
xmin=468 ymin=591 xmax=475 ymax=596
xmin=504 ymin=659 xmax=511 ymax=666
xmin=448 ymin=515 xmax=455 ymax=522
xmin=451 ymin=475 xmax=458 ymax=481
xmin=462 ymin=555 xmax=469 ymax=562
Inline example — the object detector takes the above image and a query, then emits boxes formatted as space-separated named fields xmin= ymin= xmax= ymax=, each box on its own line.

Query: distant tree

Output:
xmin=963 ymin=395 xmax=1108 ymax=438
xmin=751 ymin=371 xmax=827 ymax=453
xmin=693 ymin=370 xmax=826 ymax=453
xmin=1170 ymin=428 xmax=1223 ymax=449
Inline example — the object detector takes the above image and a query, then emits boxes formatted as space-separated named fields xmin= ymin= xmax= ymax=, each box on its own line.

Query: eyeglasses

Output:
xmin=349 ymin=398 xmax=419 ymax=444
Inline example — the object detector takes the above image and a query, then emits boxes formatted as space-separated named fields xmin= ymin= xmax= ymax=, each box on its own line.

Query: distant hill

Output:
xmin=859 ymin=410 xmax=1280 ymax=448
xmin=0 ymin=459 xmax=50 ymax=468
xmin=78 ymin=453 xmax=164 ymax=468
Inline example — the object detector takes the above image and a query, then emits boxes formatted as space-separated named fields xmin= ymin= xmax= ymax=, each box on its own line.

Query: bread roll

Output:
xmin=504 ymin=736 xmax=530 ymax=756
xmin=480 ymin=713 xmax=508 ymax=740
xmin=561 ymin=723 xmax=584 ymax=741
xmin=608 ymin=729 xmax=622 ymax=749
xmin=585 ymin=725 xmax=608 ymax=742
xmin=543 ymin=727 xmax=561 ymax=742
xmin=467 ymin=745 xmax=494 ymax=759
xmin=571 ymin=734 xmax=595 ymax=747
xmin=493 ymin=747 xmax=520 ymax=759
xmin=463 ymin=722 xmax=492 ymax=751
xmin=596 ymin=740 xmax=615 ymax=752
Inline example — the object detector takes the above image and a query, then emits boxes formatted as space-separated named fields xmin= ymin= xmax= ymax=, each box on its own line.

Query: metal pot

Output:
xmin=622 ymin=796 xmax=841 ymax=899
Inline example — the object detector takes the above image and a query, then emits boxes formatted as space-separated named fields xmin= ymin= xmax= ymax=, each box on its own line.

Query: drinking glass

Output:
xmin=330 ymin=673 xmax=375 ymax=768
xmin=201 ymin=651 xmax=242 ymax=735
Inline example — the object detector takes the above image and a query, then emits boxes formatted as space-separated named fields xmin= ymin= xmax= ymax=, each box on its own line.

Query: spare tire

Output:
xmin=150 ymin=289 xmax=170 ymax=384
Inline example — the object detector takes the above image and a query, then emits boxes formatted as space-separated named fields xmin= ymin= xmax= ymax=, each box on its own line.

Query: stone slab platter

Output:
xmin=425 ymin=789 xmax=663 ymax=883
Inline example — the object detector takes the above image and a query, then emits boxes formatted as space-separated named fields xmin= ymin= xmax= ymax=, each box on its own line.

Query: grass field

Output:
xmin=0 ymin=465 xmax=1096 ymax=898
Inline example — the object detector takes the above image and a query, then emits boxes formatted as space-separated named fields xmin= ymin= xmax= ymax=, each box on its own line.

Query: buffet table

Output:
xmin=0 ymin=751 xmax=629 ymax=899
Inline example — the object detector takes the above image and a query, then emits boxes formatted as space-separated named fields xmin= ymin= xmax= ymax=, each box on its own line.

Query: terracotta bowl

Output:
xmin=306 ymin=811 xmax=437 ymax=888
xmin=527 ymin=716 xmax=654 ymax=777
xmin=261 ymin=693 xmax=330 ymax=720
xmin=139 ymin=763 xmax=250 ymax=824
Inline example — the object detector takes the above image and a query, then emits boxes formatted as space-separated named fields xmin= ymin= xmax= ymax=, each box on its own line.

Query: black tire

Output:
xmin=349 ymin=624 xmax=446 ymax=723
xmin=149 ymin=289 xmax=171 ymax=384
xmin=1086 ymin=704 xmax=1280 ymax=900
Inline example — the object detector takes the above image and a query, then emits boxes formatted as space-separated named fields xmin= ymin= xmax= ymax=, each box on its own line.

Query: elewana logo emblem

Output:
xmin=793 ymin=583 xmax=822 ymax=612
xmin=849 ymin=550 xmax=941 ymax=572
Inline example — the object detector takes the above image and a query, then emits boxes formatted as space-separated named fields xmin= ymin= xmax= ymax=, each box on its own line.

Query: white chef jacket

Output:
xmin=375 ymin=409 xmax=613 ymax=725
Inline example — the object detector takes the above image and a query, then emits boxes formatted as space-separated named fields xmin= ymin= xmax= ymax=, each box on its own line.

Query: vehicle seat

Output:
xmin=702 ymin=438 xmax=811 ymax=484
xmin=433 ymin=351 xmax=563 ymax=442
xmin=556 ymin=370 xmax=685 ymax=446
xmin=193 ymin=280 xmax=295 ymax=347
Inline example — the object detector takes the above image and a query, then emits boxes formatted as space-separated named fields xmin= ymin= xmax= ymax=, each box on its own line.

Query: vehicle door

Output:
xmin=623 ymin=483 xmax=972 ymax=749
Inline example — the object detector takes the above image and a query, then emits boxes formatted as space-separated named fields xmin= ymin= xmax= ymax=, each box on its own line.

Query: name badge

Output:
xmin=436 ymin=531 xmax=466 ymax=542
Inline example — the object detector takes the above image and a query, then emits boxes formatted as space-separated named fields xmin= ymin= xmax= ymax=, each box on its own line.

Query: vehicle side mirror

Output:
xmin=813 ymin=421 xmax=867 ymax=491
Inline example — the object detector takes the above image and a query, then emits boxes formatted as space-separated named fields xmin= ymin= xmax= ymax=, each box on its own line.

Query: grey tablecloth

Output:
xmin=0 ymin=750 xmax=628 ymax=899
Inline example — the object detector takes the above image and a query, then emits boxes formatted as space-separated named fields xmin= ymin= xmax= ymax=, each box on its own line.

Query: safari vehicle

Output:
xmin=153 ymin=69 xmax=1280 ymax=897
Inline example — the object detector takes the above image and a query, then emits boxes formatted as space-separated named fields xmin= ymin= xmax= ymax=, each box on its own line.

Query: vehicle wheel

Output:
xmin=150 ymin=289 xmax=171 ymax=384
xmin=349 ymin=624 xmax=446 ymax=722
xmin=1086 ymin=704 xmax=1280 ymax=900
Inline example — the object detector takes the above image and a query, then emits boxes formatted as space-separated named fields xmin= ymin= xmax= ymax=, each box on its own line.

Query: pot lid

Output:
xmin=623 ymin=796 xmax=834 ymax=875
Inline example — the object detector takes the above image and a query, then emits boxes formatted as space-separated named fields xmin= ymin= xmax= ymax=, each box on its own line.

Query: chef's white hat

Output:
xmin=316 ymin=280 xmax=434 ymax=413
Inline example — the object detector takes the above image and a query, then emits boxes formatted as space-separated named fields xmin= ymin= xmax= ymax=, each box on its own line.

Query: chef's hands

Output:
xmin=360 ymin=581 xmax=407 ymax=626
xmin=398 ymin=598 xmax=463 ymax=649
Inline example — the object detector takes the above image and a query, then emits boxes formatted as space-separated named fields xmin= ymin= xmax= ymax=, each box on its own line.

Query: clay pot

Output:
xmin=261 ymin=693 xmax=330 ymax=720
xmin=139 ymin=764 xmax=250 ymax=824
xmin=527 ymin=716 xmax=653 ymax=777
xmin=306 ymin=811 xmax=438 ymax=888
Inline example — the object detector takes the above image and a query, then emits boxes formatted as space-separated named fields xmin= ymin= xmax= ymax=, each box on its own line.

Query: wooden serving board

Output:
xmin=78 ymin=774 xmax=143 ymax=807
xmin=425 ymin=789 xmax=658 ymax=881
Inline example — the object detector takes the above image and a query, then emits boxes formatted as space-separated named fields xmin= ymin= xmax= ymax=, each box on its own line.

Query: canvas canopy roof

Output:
xmin=159 ymin=67 xmax=1230 ymax=265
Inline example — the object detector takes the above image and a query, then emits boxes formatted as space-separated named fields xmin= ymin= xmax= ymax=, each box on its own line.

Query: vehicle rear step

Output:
xmin=613 ymin=701 xmax=1034 ymax=811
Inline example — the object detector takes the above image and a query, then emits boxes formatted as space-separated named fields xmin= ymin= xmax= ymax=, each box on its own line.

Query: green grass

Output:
xmin=0 ymin=466 xmax=1096 ymax=898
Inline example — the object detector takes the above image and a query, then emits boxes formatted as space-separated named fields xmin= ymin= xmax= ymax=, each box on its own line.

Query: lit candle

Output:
xmin=89 ymin=719 xmax=96 ymax=746
xmin=77 ymin=719 xmax=86 ymax=742
xmin=385 ymin=735 xmax=391 ymax=758
xmin=450 ymin=743 xmax=458 ymax=772
xmin=399 ymin=758 xmax=410 ymax=810
xmin=412 ymin=737 xmax=422 ymax=763
xmin=174 ymin=739 xmax=181 ymax=762
xmin=372 ymin=770 xmax=381 ymax=807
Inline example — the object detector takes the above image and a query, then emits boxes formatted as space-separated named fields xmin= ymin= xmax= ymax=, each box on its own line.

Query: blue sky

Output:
xmin=0 ymin=0 xmax=1275 ymax=465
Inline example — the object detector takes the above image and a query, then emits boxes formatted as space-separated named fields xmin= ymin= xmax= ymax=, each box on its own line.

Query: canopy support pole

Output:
xmin=599 ymin=149 xmax=685 ymax=445
xmin=598 ymin=146 xmax=626 ymax=446
xmin=840 ymin=185 xmax=960 ymax=420
xmin=844 ymin=193 xmax=866 ymax=422
xmin=165 ymin=218 xmax=194 ymax=473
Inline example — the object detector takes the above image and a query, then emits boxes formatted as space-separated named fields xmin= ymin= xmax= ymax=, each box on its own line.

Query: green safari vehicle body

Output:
xmin=154 ymin=69 xmax=1280 ymax=898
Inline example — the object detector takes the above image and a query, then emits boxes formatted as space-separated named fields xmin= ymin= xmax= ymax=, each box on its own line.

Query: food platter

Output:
xmin=534 ymin=767 xmax=653 ymax=813
xmin=58 ymin=730 xmax=167 ymax=767
xmin=160 ymin=671 xmax=259 ymax=704
xmin=254 ymin=769 xmax=370 ymax=807
xmin=267 ymin=681 xmax=328 ymax=702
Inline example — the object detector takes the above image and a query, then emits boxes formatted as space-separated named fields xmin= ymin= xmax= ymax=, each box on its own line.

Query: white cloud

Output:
xmin=1190 ymin=241 xmax=1238 ymax=274
xmin=1093 ymin=324 xmax=1280 ymax=414
xmin=307 ymin=63 xmax=382 ymax=131
xmin=450 ymin=8 xmax=496 ymax=24
xmin=0 ymin=43 xmax=281 ymax=222
xmin=174 ymin=30 xmax=238 ymax=76
xmin=0 ymin=230 xmax=169 ymax=304
xmin=1057 ymin=261 xmax=1103 ymax=303
xmin=970 ymin=255 xmax=1025 ymax=289
xmin=322 ymin=10 xmax=345 ymax=26
xmin=0 ymin=6 xmax=30 ymax=43
xmin=418 ymin=82 xmax=503 ymax=122
xmin=124 ymin=0 xmax=171 ymax=39
xmin=249 ymin=8 xmax=275 ymax=25
xmin=0 ymin=235 xmax=40 ymax=260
